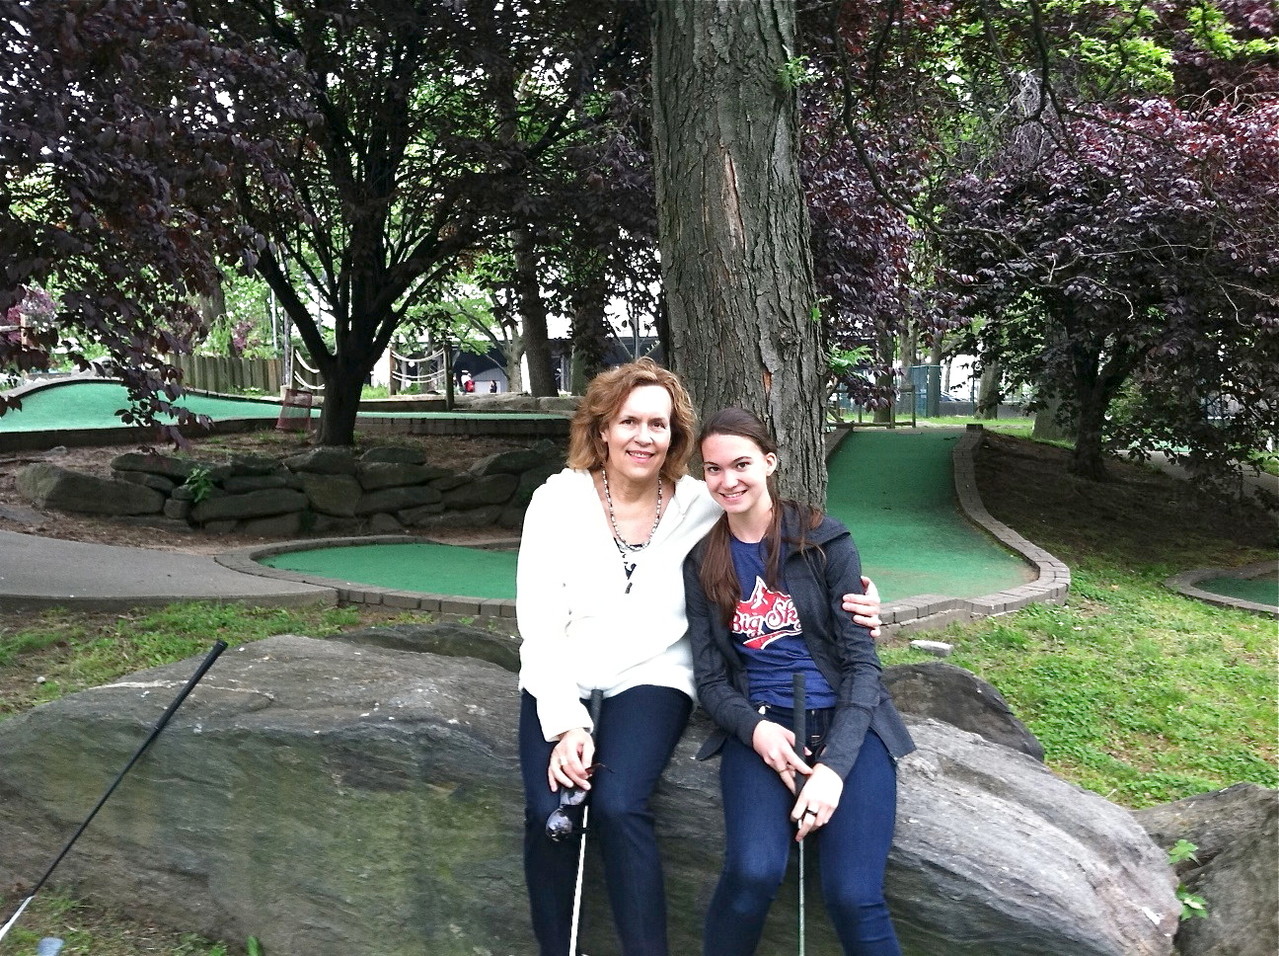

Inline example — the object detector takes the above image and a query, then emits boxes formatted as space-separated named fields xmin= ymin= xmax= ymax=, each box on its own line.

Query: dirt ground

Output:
xmin=0 ymin=428 xmax=551 ymax=555
xmin=972 ymin=431 xmax=1276 ymax=562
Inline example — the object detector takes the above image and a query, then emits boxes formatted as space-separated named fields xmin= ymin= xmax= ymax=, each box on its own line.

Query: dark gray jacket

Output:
xmin=683 ymin=505 xmax=915 ymax=780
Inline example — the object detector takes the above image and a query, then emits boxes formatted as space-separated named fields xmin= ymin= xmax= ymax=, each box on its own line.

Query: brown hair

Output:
xmin=566 ymin=358 xmax=697 ymax=484
xmin=696 ymin=407 xmax=822 ymax=626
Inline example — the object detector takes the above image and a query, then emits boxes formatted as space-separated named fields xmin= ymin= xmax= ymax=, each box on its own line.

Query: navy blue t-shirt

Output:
xmin=728 ymin=536 xmax=836 ymax=709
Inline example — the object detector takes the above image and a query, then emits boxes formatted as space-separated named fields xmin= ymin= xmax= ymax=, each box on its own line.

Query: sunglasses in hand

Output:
xmin=544 ymin=763 xmax=608 ymax=842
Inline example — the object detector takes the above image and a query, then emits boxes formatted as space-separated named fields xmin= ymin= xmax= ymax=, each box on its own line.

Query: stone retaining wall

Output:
xmin=16 ymin=441 xmax=566 ymax=538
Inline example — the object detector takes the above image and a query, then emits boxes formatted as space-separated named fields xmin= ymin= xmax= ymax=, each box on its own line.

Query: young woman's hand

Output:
xmin=841 ymin=575 xmax=882 ymax=638
xmin=791 ymin=764 xmax=844 ymax=840
xmin=751 ymin=720 xmax=812 ymax=794
xmin=547 ymin=726 xmax=596 ymax=792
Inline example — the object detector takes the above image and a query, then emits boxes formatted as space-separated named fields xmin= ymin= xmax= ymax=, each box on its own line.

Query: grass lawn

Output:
xmin=0 ymin=429 xmax=1274 ymax=955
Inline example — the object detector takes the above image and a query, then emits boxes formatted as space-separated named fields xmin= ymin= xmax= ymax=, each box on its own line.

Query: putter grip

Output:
xmin=793 ymin=672 xmax=807 ymax=795
xmin=588 ymin=689 xmax=604 ymax=735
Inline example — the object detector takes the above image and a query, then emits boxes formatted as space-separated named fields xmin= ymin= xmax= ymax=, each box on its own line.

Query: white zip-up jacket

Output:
xmin=517 ymin=468 xmax=721 ymax=741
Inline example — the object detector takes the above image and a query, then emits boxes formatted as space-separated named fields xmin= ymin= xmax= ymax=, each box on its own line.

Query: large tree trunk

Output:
xmin=569 ymin=270 xmax=610 ymax=394
xmin=1066 ymin=343 xmax=1115 ymax=481
xmin=874 ymin=327 xmax=896 ymax=425
xmin=976 ymin=360 xmax=1002 ymax=420
xmin=511 ymin=226 xmax=557 ymax=397
xmin=495 ymin=53 xmax=556 ymax=399
xmin=651 ymin=0 xmax=827 ymax=506
xmin=1032 ymin=389 xmax=1074 ymax=442
xmin=318 ymin=355 xmax=369 ymax=446
xmin=1070 ymin=384 xmax=1111 ymax=481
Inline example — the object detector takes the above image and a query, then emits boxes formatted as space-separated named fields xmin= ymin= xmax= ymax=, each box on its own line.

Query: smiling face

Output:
xmin=701 ymin=431 xmax=777 ymax=527
xmin=599 ymin=384 xmax=674 ymax=486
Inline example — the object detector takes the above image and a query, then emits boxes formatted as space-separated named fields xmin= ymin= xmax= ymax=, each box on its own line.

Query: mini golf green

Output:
xmin=1196 ymin=574 xmax=1279 ymax=608
xmin=826 ymin=430 xmax=1033 ymax=601
xmin=0 ymin=380 xmax=285 ymax=430
xmin=0 ymin=379 xmax=565 ymax=432
xmin=262 ymin=429 xmax=1034 ymax=603
xmin=260 ymin=541 xmax=518 ymax=601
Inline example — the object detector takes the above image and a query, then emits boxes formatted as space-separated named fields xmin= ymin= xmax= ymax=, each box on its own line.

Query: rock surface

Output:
xmin=1135 ymin=783 xmax=1279 ymax=956
xmin=0 ymin=636 xmax=1180 ymax=956
xmin=16 ymin=442 xmax=564 ymax=534
xmin=16 ymin=463 xmax=165 ymax=515
xmin=885 ymin=661 xmax=1045 ymax=760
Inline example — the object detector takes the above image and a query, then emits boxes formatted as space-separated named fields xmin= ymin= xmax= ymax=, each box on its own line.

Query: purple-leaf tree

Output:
xmin=0 ymin=0 xmax=296 ymax=440
xmin=939 ymin=94 xmax=1279 ymax=482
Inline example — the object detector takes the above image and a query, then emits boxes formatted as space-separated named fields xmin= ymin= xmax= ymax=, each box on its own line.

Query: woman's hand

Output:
xmin=547 ymin=727 xmax=596 ymax=792
xmin=791 ymin=764 xmax=844 ymax=840
xmin=841 ymin=575 xmax=882 ymax=638
xmin=752 ymin=720 xmax=812 ymax=794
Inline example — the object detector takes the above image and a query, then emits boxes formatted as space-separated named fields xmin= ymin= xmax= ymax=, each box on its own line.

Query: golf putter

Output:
xmin=0 ymin=641 xmax=227 ymax=944
xmin=568 ymin=688 xmax=604 ymax=956
xmin=793 ymin=672 xmax=808 ymax=956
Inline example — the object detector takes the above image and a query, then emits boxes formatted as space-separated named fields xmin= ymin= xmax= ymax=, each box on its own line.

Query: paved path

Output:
xmin=0 ymin=529 xmax=337 ymax=612
xmin=1144 ymin=451 xmax=1278 ymax=506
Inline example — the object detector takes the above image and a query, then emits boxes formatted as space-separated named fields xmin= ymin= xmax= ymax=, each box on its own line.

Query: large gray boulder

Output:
xmin=885 ymin=661 xmax=1045 ymax=760
xmin=0 ymin=637 xmax=1179 ymax=956
xmin=356 ymin=461 xmax=452 ymax=491
xmin=16 ymin=463 xmax=165 ymax=515
xmin=1135 ymin=783 xmax=1278 ymax=956
xmin=300 ymin=473 xmax=364 ymax=517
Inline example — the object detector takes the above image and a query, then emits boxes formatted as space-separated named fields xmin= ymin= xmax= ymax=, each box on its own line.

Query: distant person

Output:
xmin=490 ymin=380 xmax=498 ymax=393
xmin=461 ymin=370 xmax=475 ymax=393
xmin=684 ymin=407 xmax=915 ymax=956
xmin=516 ymin=360 xmax=883 ymax=955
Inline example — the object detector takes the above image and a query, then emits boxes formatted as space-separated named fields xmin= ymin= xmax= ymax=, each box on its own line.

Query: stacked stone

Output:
xmin=15 ymin=441 xmax=564 ymax=536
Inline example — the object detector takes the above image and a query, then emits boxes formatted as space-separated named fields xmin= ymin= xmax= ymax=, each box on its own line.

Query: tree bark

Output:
xmin=1070 ymin=383 xmax=1111 ymax=481
xmin=1066 ymin=339 xmax=1124 ymax=481
xmin=976 ymin=360 xmax=1002 ymax=420
xmin=511 ymin=225 xmax=557 ymax=396
xmin=874 ymin=327 xmax=896 ymax=425
xmin=651 ymin=0 xmax=827 ymax=506
xmin=569 ymin=269 xmax=610 ymax=394
xmin=317 ymin=355 xmax=367 ymax=446
xmin=1032 ymin=389 xmax=1074 ymax=441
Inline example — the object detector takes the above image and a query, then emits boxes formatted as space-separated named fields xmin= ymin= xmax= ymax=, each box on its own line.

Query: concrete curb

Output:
xmin=1163 ymin=559 xmax=1278 ymax=617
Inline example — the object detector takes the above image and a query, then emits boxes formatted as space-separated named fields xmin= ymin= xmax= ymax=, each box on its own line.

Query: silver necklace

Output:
xmin=601 ymin=467 xmax=664 ymax=592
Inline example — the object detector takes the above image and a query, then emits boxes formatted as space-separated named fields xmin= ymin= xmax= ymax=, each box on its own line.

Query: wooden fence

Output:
xmin=174 ymin=355 xmax=282 ymax=395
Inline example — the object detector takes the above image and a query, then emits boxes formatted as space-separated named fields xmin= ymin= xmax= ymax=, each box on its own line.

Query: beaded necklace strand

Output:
xmin=601 ymin=467 xmax=664 ymax=593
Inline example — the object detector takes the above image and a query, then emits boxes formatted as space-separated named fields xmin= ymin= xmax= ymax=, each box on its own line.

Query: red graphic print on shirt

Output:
xmin=734 ymin=576 xmax=802 ymax=649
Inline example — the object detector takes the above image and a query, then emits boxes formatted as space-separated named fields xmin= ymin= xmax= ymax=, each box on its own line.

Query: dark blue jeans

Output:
xmin=704 ymin=712 xmax=901 ymax=956
xmin=520 ymin=686 xmax=692 ymax=956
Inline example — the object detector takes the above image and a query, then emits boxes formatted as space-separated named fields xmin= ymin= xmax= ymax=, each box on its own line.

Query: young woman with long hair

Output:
xmin=684 ymin=407 xmax=915 ymax=956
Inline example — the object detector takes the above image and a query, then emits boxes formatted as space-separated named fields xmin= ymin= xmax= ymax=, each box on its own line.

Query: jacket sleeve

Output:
xmin=517 ymin=481 xmax=592 ymax=741
xmin=812 ymin=527 xmax=885 ymax=780
xmin=685 ymin=549 xmax=764 ymax=750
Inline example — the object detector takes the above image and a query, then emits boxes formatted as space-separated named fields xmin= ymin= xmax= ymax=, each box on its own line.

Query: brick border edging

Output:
xmin=216 ymin=535 xmax=519 ymax=619
xmin=218 ymin=424 xmax=1072 ymax=629
xmin=1162 ymin=559 xmax=1278 ymax=618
